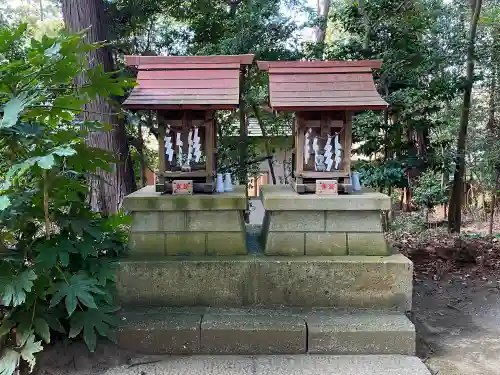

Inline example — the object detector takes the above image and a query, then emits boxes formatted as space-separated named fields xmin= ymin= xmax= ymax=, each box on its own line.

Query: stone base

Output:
xmin=124 ymin=185 xmax=247 ymax=256
xmin=117 ymin=254 xmax=412 ymax=311
xmin=260 ymin=185 xmax=391 ymax=256
xmin=308 ymin=313 xmax=415 ymax=355
xmin=201 ymin=314 xmax=306 ymax=354
xmin=117 ymin=307 xmax=415 ymax=355
xmin=102 ymin=355 xmax=431 ymax=375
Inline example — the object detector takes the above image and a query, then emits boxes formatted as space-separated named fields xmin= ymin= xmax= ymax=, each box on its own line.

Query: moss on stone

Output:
xmin=172 ymin=196 xmax=190 ymax=210
xmin=200 ymin=197 xmax=216 ymax=210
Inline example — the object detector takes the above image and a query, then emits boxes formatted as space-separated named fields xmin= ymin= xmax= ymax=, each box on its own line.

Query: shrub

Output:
xmin=412 ymin=170 xmax=448 ymax=222
xmin=0 ymin=25 xmax=133 ymax=374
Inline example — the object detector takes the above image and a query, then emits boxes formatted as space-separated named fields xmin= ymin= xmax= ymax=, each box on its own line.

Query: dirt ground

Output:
xmin=398 ymin=218 xmax=500 ymax=375
xmin=414 ymin=278 xmax=500 ymax=375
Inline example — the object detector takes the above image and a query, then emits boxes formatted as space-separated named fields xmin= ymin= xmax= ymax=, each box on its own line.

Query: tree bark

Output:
xmin=39 ymin=0 xmax=44 ymax=21
xmin=358 ymin=0 xmax=370 ymax=53
xmin=314 ymin=0 xmax=331 ymax=51
xmin=61 ymin=0 xmax=136 ymax=215
xmin=448 ymin=0 xmax=483 ymax=233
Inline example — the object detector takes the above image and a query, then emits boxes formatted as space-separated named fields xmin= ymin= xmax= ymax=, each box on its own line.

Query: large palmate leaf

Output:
xmin=33 ymin=318 xmax=50 ymax=344
xmin=69 ymin=306 xmax=121 ymax=352
xmin=35 ymin=238 xmax=76 ymax=268
xmin=0 ymin=269 xmax=37 ymax=307
xmin=0 ymin=93 xmax=31 ymax=129
xmin=50 ymin=274 xmax=104 ymax=317
xmin=0 ymin=333 xmax=43 ymax=375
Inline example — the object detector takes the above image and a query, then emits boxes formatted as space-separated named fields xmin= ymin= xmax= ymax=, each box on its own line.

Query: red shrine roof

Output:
xmin=257 ymin=60 xmax=387 ymax=111
xmin=123 ymin=54 xmax=254 ymax=110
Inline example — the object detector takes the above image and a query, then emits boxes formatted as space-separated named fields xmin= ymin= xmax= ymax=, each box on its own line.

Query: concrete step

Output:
xmin=117 ymin=308 xmax=415 ymax=356
xmin=117 ymin=254 xmax=412 ymax=311
xmin=104 ymin=355 xmax=431 ymax=375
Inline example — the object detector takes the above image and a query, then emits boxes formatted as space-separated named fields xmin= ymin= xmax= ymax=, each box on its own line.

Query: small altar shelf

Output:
xmin=124 ymin=54 xmax=254 ymax=194
xmin=257 ymin=60 xmax=387 ymax=194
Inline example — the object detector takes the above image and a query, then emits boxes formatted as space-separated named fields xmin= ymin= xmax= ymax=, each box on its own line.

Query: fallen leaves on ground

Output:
xmin=391 ymin=229 xmax=500 ymax=282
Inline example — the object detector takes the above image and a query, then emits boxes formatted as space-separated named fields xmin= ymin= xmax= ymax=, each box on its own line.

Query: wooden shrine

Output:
xmin=124 ymin=54 xmax=254 ymax=193
xmin=257 ymin=60 xmax=387 ymax=194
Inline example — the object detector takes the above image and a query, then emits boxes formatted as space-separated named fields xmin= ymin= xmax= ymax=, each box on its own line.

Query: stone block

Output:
xmin=325 ymin=211 xmax=382 ymax=232
xmin=253 ymin=255 xmax=412 ymax=311
xmin=128 ymin=232 xmax=165 ymax=255
xmin=166 ymin=233 xmax=206 ymax=256
xmin=131 ymin=212 xmax=161 ymax=232
xmin=254 ymin=355 xmax=431 ymax=375
xmin=117 ymin=255 xmax=413 ymax=311
xmin=200 ymin=314 xmax=306 ymax=354
xmin=260 ymin=185 xmax=391 ymax=211
xmin=264 ymin=232 xmax=304 ymax=256
xmin=123 ymin=185 xmax=247 ymax=212
xmin=307 ymin=313 xmax=415 ymax=355
xmin=305 ymin=233 xmax=347 ymax=255
xmin=347 ymin=233 xmax=389 ymax=256
xmin=160 ymin=211 xmax=187 ymax=231
xmin=207 ymin=232 xmax=247 ymax=255
xmin=118 ymin=308 xmax=201 ymax=354
xmin=268 ymin=211 xmax=324 ymax=232
xmin=117 ymin=258 xmax=255 ymax=306
xmin=187 ymin=211 xmax=243 ymax=232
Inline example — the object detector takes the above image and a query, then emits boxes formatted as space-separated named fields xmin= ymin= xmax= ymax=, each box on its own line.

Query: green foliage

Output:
xmin=355 ymin=159 xmax=407 ymax=190
xmin=412 ymin=170 xmax=448 ymax=210
xmin=0 ymin=24 xmax=132 ymax=374
xmin=390 ymin=211 xmax=428 ymax=238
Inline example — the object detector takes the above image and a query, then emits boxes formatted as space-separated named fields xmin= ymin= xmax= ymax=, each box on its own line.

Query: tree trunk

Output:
xmin=448 ymin=0 xmax=483 ymax=233
xmin=489 ymin=172 xmax=499 ymax=236
xmin=39 ymin=0 xmax=44 ymax=21
xmin=314 ymin=0 xmax=331 ymax=52
xmin=61 ymin=0 xmax=136 ymax=215
xmin=358 ymin=0 xmax=370 ymax=53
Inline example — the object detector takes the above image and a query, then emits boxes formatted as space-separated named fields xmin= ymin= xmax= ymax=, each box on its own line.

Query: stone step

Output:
xmin=117 ymin=308 xmax=415 ymax=356
xmin=117 ymin=254 xmax=412 ymax=311
xmin=105 ymin=355 xmax=431 ymax=375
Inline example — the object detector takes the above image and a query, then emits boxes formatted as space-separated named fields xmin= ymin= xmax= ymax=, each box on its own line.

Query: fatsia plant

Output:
xmin=0 ymin=24 xmax=133 ymax=374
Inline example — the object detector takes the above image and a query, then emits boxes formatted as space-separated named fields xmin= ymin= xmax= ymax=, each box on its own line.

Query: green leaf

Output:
xmin=0 ymin=93 xmax=30 ymax=128
xmin=52 ymin=145 xmax=76 ymax=157
xmin=35 ymin=239 xmax=75 ymax=269
xmin=44 ymin=42 xmax=61 ymax=57
xmin=33 ymin=318 xmax=50 ymax=344
xmin=50 ymin=274 xmax=104 ymax=317
xmin=69 ymin=306 xmax=122 ymax=352
xmin=20 ymin=333 xmax=43 ymax=372
xmin=0 ymin=348 xmax=19 ymax=375
xmin=36 ymin=154 xmax=55 ymax=169
xmin=43 ymin=310 xmax=66 ymax=334
xmin=0 ymin=269 xmax=37 ymax=307
xmin=0 ymin=196 xmax=10 ymax=211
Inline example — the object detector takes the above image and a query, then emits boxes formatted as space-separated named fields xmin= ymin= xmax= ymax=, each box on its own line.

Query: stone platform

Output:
xmin=117 ymin=253 xmax=412 ymax=311
xmin=124 ymin=185 xmax=247 ymax=256
xmin=260 ymin=185 xmax=391 ymax=256
xmin=117 ymin=307 xmax=415 ymax=355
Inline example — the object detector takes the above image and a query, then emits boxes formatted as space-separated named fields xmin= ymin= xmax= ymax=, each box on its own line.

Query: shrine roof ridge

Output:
xmin=125 ymin=54 xmax=254 ymax=68
xmin=257 ymin=59 xmax=382 ymax=71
